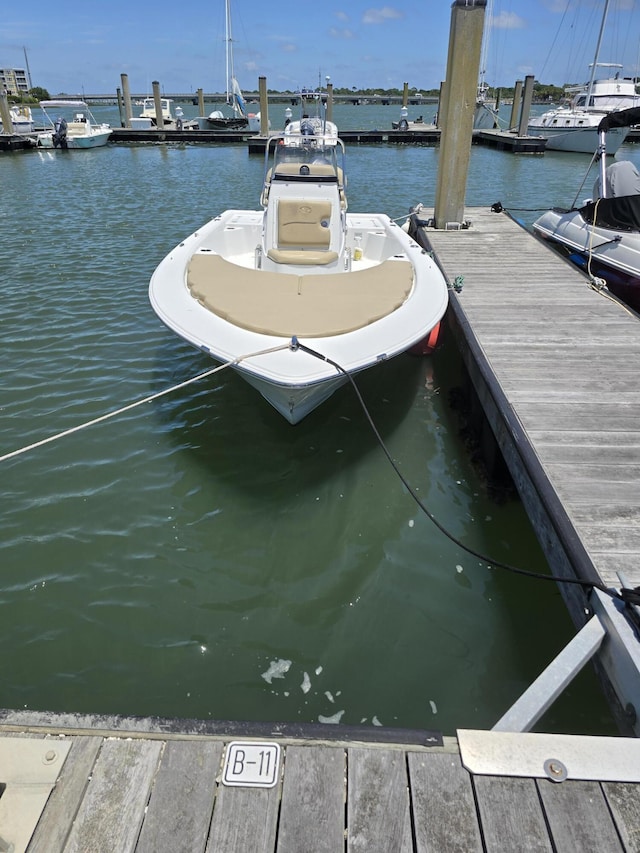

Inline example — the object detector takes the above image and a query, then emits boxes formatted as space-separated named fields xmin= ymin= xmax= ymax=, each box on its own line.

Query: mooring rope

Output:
xmin=0 ymin=344 xmax=289 ymax=464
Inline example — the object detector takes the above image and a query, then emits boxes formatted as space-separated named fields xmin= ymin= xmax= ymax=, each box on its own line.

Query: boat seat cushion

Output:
xmin=266 ymin=249 xmax=339 ymax=265
xmin=187 ymin=253 xmax=414 ymax=337
xmin=276 ymin=199 xmax=332 ymax=247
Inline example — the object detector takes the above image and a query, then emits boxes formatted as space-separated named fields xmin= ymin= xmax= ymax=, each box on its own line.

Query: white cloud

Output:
xmin=329 ymin=27 xmax=355 ymax=39
xmin=491 ymin=11 xmax=525 ymax=30
xmin=363 ymin=7 xmax=403 ymax=25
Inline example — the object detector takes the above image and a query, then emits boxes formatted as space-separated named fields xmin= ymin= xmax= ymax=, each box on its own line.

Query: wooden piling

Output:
xmin=434 ymin=0 xmax=486 ymax=228
xmin=518 ymin=74 xmax=535 ymax=136
xmin=120 ymin=73 xmax=133 ymax=128
xmin=0 ymin=92 xmax=15 ymax=134
xmin=152 ymin=82 xmax=164 ymax=128
xmin=258 ymin=76 xmax=269 ymax=136
xmin=509 ymin=80 xmax=523 ymax=131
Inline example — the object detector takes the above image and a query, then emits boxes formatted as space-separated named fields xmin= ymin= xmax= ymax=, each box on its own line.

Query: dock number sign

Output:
xmin=222 ymin=741 xmax=281 ymax=788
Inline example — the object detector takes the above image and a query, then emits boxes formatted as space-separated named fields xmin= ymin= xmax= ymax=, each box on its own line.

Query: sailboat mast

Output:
xmin=225 ymin=0 xmax=236 ymax=106
xmin=225 ymin=0 xmax=230 ymax=104
xmin=587 ymin=0 xmax=611 ymax=105
xmin=478 ymin=0 xmax=493 ymax=93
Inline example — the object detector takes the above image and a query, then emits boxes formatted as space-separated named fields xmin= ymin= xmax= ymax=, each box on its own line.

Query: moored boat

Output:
xmin=527 ymin=68 xmax=639 ymax=154
xmin=0 ymin=104 xmax=35 ymax=134
xmin=138 ymin=97 xmax=175 ymax=127
xmin=527 ymin=0 xmax=639 ymax=154
xmin=36 ymin=101 xmax=111 ymax=149
xmin=206 ymin=0 xmax=249 ymax=130
xmin=533 ymin=107 xmax=640 ymax=312
xmin=149 ymin=115 xmax=449 ymax=423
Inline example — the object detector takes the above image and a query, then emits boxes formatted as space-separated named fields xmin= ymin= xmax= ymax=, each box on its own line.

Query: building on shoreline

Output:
xmin=1 ymin=67 xmax=30 ymax=96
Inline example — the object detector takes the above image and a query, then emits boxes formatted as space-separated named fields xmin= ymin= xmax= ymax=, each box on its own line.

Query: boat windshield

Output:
xmin=262 ymin=135 xmax=347 ymax=207
xmin=270 ymin=138 xmax=343 ymax=177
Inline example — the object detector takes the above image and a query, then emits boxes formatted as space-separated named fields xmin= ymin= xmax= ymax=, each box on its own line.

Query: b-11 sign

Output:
xmin=222 ymin=741 xmax=281 ymax=788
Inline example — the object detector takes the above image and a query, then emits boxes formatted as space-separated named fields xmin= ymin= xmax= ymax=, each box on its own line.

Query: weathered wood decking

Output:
xmin=5 ymin=714 xmax=640 ymax=852
xmin=417 ymin=208 xmax=640 ymax=595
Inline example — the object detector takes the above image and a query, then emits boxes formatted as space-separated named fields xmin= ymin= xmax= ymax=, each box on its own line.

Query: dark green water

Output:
xmin=1 ymin=103 xmax=632 ymax=734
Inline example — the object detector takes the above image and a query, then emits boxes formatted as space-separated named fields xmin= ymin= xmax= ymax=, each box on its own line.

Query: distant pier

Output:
xmin=107 ymin=125 xmax=547 ymax=152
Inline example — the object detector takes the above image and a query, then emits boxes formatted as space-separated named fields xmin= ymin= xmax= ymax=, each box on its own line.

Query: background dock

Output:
xmin=107 ymin=126 xmax=546 ymax=152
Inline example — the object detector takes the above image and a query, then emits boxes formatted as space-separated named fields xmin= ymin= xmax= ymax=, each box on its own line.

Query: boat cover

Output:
xmin=579 ymin=194 xmax=640 ymax=231
xmin=593 ymin=161 xmax=640 ymax=199
xmin=598 ymin=106 xmax=640 ymax=132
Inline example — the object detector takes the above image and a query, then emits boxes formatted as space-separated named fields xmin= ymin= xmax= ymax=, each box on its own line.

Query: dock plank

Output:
xmin=276 ymin=745 xmax=345 ymax=853
xmin=346 ymin=747 xmax=412 ymax=852
xmin=473 ymin=775 xmax=553 ymax=852
xmin=408 ymin=751 xmax=483 ymax=852
xmin=62 ymin=737 xmax=162 ymax=853
xmin=602 ymin=782 xmax=640 ymax=850
xmin=536 ymin=778 xmax=625 ymax=852
xmin=136 ymin=739 xmax=221 ymax=853
xmin=28 ymin=736 xmax=102 ymax=853
xmin=207 ymin=783 xmax=281 ymax=853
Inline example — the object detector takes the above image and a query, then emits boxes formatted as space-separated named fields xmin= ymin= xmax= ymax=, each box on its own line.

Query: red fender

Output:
xmin=409 ymin=321 xmax=441 ymax=356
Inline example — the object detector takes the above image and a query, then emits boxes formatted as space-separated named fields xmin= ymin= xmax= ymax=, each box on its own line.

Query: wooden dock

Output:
xmin=0 ymin=133 xmax=36 ymax=152
xmin=4 ymin=711 xmax=640 ymax=852
xmin=107 ymin=126 xmax=547 ymax=152
xmin=415 ymin=207 xmax=640 ymax=595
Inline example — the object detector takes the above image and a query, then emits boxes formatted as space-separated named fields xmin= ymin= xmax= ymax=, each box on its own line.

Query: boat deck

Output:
xmin=187 ymin=253 xmax=414 ymax=336
xmin=416 ymin=207 xmax=640 ymax=593
xmin=5 ymin=712 xmax=640 ymax=852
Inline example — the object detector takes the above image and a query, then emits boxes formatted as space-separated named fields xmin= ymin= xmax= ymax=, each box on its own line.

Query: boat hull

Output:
xmin=206 ymin=117 xmax=248 ymax=130
xmin=527 ymin=123 xmax=629 ymax=154
xmin=149 ymin=211 xmax=449 ymax=423
xmin=37 ymin=130 xmax=111 ymax=149
xmin=234 ymin=368 xmax=348 ymax=424
xmin=533 ymin=207 xmax=640 ymax=312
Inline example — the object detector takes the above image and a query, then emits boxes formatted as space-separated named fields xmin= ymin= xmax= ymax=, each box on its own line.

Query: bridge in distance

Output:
xmin=72 ymin=93 xmax=440 ymax=107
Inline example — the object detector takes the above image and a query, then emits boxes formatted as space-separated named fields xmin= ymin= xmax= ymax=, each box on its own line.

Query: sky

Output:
xmin=3 ymin=0 xmax=640 ymax=97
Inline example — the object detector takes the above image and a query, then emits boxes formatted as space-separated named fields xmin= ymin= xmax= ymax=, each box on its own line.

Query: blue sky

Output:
xmin=3 ymin=0 xmax=640 ymax=96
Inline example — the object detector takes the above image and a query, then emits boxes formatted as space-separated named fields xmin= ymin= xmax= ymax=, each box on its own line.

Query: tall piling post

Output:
xmin=152 ymin=81 xmax=163 ymax=128
xmin=436 ymin=81 xmax=446 ymax=127
xmin=397 ymin=82 xmax=410 ymax=126
xmin=326 ymin=82 xmax=333 ymax=123
xmin=258 ymin=76 xmax=269 ymax=136
xmin=0 ymin=92 xmax=15 ymax=134
xmin=434 ymin=0 xmax=486 ymax=229
xmin=120 ymin=73 xmax=133 ymax=128
xmin=197 ymin=88 xmax=205 ymax=118
xmin=509 ymin=80 xmax=523 ymax=131
xmin=518 ymin=74 xmax=535 ymax=136
xmin=116 ymin=88 xmax=124 ymax=127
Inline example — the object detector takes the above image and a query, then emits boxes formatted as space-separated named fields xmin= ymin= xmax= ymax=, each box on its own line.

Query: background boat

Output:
xmin=527 ymin=0 xmax=639 ymax=154
xmin=0 ymin=104 xmax=35 ymax=134
xmin=206 ymin=0 xmax=249 ymax=130
xmin=36 ymin=100 xmax=111 ymax=149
